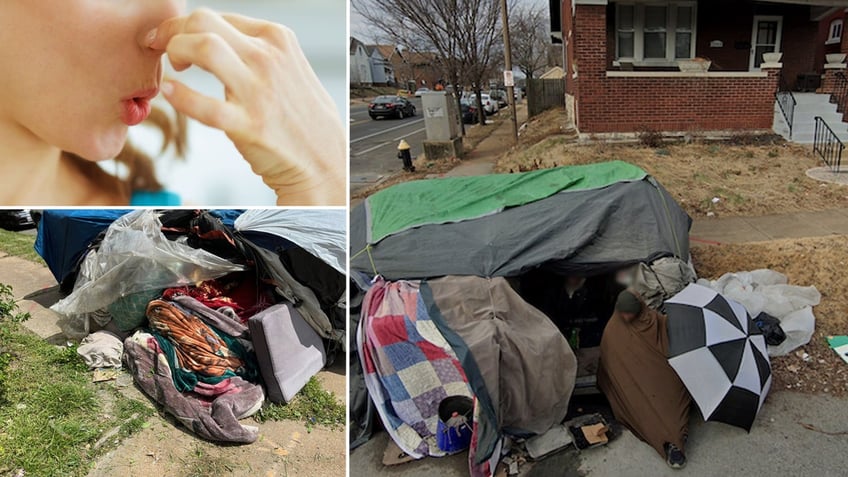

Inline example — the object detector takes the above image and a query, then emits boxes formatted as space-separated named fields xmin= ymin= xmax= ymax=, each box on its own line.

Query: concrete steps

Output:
xmin=775 ymin=92 xmax=848 ymax=144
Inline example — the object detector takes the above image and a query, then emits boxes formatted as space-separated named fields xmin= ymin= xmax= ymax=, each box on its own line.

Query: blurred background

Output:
xmin=120 ymin=0 xmax=346 ymax=205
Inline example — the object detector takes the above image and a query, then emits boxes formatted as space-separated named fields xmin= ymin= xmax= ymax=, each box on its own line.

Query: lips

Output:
xmin=121 ymin=88 xmax=158 ymax=126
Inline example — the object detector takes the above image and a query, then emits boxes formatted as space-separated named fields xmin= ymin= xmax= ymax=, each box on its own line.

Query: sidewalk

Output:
xmin=690 ymin=208 xmax=848 ymax=245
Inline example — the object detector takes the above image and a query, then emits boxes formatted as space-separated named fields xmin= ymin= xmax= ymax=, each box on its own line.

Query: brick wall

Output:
xmin=575 ymin=4 xmax=780 ymax=133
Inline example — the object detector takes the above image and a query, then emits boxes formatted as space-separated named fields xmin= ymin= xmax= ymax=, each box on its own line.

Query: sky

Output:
xmin=351 ymin=0 xmax=551 ymax=45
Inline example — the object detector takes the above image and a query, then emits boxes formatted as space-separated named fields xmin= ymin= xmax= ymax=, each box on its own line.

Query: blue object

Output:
xmin=436 ymin=396 xmax=473 ymax=453
xmin=35 ymin=210 xmax=132 ymax=283
xmin=130 ymin=190 xmax=181 ymax=206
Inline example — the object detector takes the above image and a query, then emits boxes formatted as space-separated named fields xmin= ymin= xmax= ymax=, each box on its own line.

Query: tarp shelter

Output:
xmin=350 ymin=162 xmax=694 ymax=463
xmin=351 ymin=161 xmax=691 ymax=279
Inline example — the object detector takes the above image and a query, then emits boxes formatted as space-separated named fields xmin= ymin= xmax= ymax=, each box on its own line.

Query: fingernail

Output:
xmin=145 ymin=28 xmax=157 ymax=46
xmin=161 ymin=81 xmax=174 ymax=95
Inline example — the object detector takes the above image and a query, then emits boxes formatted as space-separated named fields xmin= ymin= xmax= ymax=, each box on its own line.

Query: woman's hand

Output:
xmin=147 ymin=9 xmax=346 ymax=206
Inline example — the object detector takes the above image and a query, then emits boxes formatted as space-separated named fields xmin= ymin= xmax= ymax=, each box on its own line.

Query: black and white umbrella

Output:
xmin=665 ymin=283 xmax=772 ymax=432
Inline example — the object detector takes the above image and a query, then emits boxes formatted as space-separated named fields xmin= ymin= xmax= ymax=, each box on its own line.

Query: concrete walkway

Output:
xmin=690 ymin=208 xmax=848 ymax=245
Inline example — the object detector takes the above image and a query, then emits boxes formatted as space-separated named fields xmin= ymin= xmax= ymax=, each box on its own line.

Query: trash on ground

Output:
xmin=827 ymin=336 xmax=848 ymax=364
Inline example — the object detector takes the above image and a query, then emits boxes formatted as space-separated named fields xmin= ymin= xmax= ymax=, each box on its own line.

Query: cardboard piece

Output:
xmin=382 ymin=438 xmax=416 ymax=466
xmin=581 ymin=423 xmax=609 ymax=445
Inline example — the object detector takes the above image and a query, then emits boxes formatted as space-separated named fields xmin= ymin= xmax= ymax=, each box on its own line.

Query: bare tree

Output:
xmin=353 ymin=0 xmax=502 ymax=129
xmin=509 ymin=3 xmax=549 ymax=80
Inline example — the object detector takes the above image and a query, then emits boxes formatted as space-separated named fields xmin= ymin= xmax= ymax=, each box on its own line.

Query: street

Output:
xmin=350 ymin=97 xmax=426 ymax=195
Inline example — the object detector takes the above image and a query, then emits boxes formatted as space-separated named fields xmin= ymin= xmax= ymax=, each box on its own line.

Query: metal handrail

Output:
xmin=775 ymin=73 xmax=796 ymax=139
xmin=813 ymin=116 xmax=843 ymax=173
xmin=776 ymin=91 xmax=795 ymax=139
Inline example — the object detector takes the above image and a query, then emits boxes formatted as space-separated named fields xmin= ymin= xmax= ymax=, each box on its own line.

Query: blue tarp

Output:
xmin=35 ymin=210 xmax=132 ymax=284
xmin=35 ymin=210 xmax=245 ymax=285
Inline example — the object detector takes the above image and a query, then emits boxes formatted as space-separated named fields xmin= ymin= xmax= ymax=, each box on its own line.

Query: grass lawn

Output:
xmin=496 ymin=109 xmax=848 ymax=218
xmin=0 ymin=285 xmax=154 ymax=477
xmin=692 ymin=236 xmax=848 ymax=397
xmin=0 ymin=229 xmax=44 ymax=265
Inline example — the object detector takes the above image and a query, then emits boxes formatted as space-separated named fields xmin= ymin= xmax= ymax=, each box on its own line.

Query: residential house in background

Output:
xmin=366 ymin=45 xmax=395 ymax=86
xmin=350 ymin=37 xmax=373 ymax=86
xmin=375 ymin=46 xmax=442 ymax=91
xmin=551 ymin=0 xmax=848 ymax=139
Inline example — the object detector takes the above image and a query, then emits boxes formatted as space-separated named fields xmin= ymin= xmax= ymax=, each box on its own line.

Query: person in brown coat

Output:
xmin=597 ymin=289 xmax=692 ymax=469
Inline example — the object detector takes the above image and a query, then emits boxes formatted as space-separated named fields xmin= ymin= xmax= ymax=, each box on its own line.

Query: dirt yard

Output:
xmin=497 ymin=109 xmax=848 ymax=218
xmin=692 ymin=237 xmax=848 ymax=397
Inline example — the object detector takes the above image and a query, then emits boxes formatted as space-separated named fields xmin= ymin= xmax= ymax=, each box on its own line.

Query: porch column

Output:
xmin=761 ymin=59 xmax=783 ymax=98
xmin=822 ymin=61 xmax=847 ymax=96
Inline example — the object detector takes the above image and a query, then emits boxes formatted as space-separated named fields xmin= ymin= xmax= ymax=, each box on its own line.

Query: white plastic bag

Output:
xmin=52 ymin=210 xmax=244 ymax=316
xmin=768 ymin=307 xmax=816 ymax=357
xmin=698 ymin=269 xmax=818 ymax=356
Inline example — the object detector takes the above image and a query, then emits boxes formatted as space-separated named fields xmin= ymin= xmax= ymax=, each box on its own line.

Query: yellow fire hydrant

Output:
xmin=397 ymin=139 xmax=415 ymax=172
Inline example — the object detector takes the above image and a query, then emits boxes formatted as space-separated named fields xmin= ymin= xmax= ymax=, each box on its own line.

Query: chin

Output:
xmin=71 ymin=126 xmax=129 ymax=161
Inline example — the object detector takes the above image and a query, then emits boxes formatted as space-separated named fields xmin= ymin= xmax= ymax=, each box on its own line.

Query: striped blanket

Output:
xmin=357 ymin=278 xmax=473 ymax=458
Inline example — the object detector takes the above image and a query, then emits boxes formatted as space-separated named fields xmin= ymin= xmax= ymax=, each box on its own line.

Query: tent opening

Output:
xmin=511 ymin=267 xmax=627 ymax=393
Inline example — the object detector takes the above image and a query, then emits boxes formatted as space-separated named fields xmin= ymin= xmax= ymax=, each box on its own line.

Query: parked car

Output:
xmin=414 ymin=87 xmax=431 ymax=97
xmin=461 ymin=92 xmax=499 ymax=115
xmin=460 ymin=98 xmax=484 ymax=124
xmin=488 ymin=90 xmax=508 ymax=108
xmin=0 ymin=210 xmax=36 ymax=231
xmin=369 ymin=95 xmax=417 ymax=119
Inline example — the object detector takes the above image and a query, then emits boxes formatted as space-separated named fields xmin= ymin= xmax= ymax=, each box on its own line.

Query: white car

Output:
xmin=463 ymin=92 xmax=499 ymax=114
xmin=414 ymin=88 xmax=431 ymax=97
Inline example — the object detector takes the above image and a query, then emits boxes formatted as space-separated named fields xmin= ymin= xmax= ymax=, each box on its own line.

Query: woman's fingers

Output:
xmin=219 ymin=13 xmax=293 ymax=50
xmin=160 ymin=79 xmax=244 ymax=132
xmin=164 ymin=33 xmax=253 ymax=93
xmin=149 ymin=8 xmax=256 ymax=55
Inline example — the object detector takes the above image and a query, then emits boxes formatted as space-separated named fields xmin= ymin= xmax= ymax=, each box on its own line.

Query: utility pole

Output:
xmin=499 ymin=0 xmax=518 ymax=144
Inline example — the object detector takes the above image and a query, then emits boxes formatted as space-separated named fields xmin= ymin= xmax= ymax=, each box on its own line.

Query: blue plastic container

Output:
xmin=436 ymin=396 xmax=473 ymax=453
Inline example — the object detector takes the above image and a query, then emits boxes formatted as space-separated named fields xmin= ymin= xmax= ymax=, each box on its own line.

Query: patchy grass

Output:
xmin=0 ymin=229 xmax=44 ymax=265
xmin=692 ymin=236 xmax=848 ymax=397
xmin=179 ymin=443 xmax=240 ymax=477
xmin=497 ymin=140 xmax=848 ymax=218
xmin=0 ymin=284 xmax=154 ymax=477
xmin=254 ymin=376 xmax=345 ymax=431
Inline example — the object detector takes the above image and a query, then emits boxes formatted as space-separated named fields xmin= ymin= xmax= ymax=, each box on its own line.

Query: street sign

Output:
xmin=503 ymin=70 xmax=514 ymax=87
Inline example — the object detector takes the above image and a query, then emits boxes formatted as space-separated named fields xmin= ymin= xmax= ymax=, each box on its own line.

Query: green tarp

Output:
xmin=365 ymin=161 xmax=648 ymax=244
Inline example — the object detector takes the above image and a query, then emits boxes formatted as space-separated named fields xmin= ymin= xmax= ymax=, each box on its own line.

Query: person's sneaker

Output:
xmin=664 ymin=442 xmax=686 ymax=469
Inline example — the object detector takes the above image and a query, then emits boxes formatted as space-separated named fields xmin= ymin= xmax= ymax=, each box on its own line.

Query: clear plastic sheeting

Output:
xmin=697 ymin=269 xmax=820 ymax=357
xmin=234 ymin=209 xmax=346 ymax=274
xmin=52 ymin=210 xmax=245 ymax=317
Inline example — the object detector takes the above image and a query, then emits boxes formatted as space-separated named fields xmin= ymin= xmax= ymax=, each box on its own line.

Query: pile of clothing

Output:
xmin=40 ymin=209 xmax=346 ymax=444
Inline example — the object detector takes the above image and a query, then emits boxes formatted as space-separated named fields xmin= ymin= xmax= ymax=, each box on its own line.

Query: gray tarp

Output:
xmin=422 ymin=276 xmax=577 ymax=464
xmin=351 ymin=178 xmax=691 ymax=280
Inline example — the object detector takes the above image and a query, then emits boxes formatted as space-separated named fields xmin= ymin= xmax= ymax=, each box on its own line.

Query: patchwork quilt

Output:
xmin=357 ymin=278 xmax=473 ymax=458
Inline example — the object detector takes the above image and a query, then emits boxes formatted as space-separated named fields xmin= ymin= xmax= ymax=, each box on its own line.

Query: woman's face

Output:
xmin=0 ymin=1 xmax=184 ymax=161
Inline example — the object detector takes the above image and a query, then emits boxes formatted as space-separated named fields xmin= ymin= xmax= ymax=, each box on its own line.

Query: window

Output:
xmin=827 ymin=19 xmax=843 ymax=45
xmin=615 ymin=2 xmax=697 ymax=64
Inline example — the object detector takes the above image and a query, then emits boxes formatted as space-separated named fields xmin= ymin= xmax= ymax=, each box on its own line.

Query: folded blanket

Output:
xmin=357 ymin=278 xmax=473 ymax=458
xmin=147 ymin=299 xmax=246 ymax=377
xmin=123 ymin=331 xmax=264 ymax=444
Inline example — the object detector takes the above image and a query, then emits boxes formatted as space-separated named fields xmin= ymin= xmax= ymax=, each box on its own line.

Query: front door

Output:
xmin=750 ymin=16 xmax=783 ymax=70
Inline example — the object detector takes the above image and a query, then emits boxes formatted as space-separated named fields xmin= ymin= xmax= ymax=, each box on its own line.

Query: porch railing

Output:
xmin=775 ymin=74 xmax=795 ymax=139
xmin=830 ymin=72 xmax=848 ymax=113
xmin=813 ymin=116 xmax=843 ymax=173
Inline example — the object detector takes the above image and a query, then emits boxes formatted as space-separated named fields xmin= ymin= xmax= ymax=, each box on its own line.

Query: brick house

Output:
xmin=375 ymin=45 xmax=442 ymax=91
xmin=552 ymin=0 xmax=848 ymax=135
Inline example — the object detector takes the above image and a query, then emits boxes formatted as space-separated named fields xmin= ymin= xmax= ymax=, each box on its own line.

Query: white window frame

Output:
xmin=614 ymin=1 xmax=698 ymax=67
xmin=827 ymin=18 xmax=843 ymax=45
xmin=749 ymin=15 xmax=783 ymax=71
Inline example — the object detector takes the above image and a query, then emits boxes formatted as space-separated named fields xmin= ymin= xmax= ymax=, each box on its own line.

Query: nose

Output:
xmin=136 ymin=0 xmax=186 ymax=50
